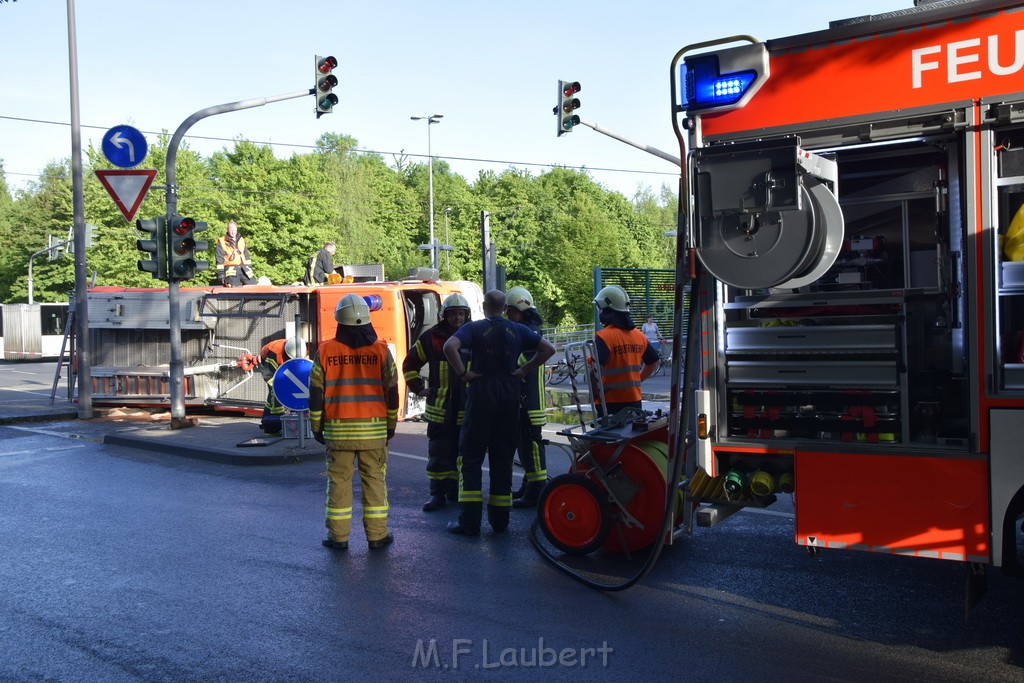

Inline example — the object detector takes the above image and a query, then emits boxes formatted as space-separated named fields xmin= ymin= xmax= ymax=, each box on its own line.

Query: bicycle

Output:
xmin=545 ymin=353 xmax=585 ymax=386
xmin=651 ymin=340 xmax=672 ymax=377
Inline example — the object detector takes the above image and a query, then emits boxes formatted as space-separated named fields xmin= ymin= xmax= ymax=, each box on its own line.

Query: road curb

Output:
xmin=0 ymin=411 xmax=79 ymax=426
xmin=102 ymin=431 xmax=324 ymax=466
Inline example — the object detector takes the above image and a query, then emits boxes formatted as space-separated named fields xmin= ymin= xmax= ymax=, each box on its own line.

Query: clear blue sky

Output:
xmin=1 ymin=0 xmax=907 ymax=198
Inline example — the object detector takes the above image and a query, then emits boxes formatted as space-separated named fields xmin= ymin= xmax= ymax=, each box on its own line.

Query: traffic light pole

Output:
xmin=163 ymin=88 xmax=313 ymax=424
xmin=576 ymin=117 xmax=682 ymax=167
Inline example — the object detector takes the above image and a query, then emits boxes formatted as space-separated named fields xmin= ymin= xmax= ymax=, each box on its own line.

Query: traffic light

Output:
xmin=556 ymin=80 xmax=581 ymax=136
xmin=192 ymin=219 xmax=210 ymax=275
xmin=315 ymin=55 xmax=339 ymax=118
xmin=167 ymin=215 xmax=209 ymax=281
xmin=136 ymin=216 xmax=167 ymax=281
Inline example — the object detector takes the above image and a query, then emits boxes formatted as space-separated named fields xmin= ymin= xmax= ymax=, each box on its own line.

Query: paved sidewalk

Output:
xmin=0 ymin=383 xmax=669 ymax=468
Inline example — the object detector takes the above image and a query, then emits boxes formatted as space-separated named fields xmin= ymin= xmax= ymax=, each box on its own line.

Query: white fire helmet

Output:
xmin=335 ymin=293 xmax=371 ymax=325
xmin=284 ymin=336 xmax=305 ymax=359
xmin=442 ymin=293 xmax=471 ymax=319
xmin=593 ymin=285 xmax=630 ymax=312
xmin=505 ymin=286 xmax=533 ymax=312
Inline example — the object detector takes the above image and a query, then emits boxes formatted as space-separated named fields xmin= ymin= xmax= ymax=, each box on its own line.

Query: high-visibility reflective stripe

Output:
xmin=325 ymin=394 xmax=386 ymax=404
xmin=489 ymin=494 xmax=512 ymax=507
xmin=460 ymin=491 xmax=483 ymax=503
xmin=526 ymin=470 xmax=547 ymax=482
xmin=324 ymin=421 xmax=389 ymax=440
xmin=326 ymin=506 xmax=352 ymax=520
xmin=427 ymin=470 xmax=458 ymax=480
xmin=327 ymin=377 xmax=384 ymax=388
xmin=603 ymin=364 xmax=642 ymax=377
xmin=403 ymin=370 xmax=420 ymax=382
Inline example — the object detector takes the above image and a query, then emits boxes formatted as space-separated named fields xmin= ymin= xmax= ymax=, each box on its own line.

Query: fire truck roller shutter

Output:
xmin=695 ymin=176 xmax=844 ymax=291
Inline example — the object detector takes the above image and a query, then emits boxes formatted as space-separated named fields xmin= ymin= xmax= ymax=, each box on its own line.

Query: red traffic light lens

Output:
xmin=173 ymin=217 xmax=195 ymax=235
xmin=318 ymin=56 xmax=338 ymax=74
xmin=563 ymin=81 xmax=581 ymax=97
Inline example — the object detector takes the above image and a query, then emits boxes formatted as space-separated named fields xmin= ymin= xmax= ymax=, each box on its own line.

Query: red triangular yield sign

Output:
xmin=95 ymin=169 xmax=157 ymax=222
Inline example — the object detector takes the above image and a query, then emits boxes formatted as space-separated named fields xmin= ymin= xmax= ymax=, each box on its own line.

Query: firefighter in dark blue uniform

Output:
xmin=504 ymin=286 xmax=549 ymax=508
xmin=442 ymin=290 xmax=556 ymax=535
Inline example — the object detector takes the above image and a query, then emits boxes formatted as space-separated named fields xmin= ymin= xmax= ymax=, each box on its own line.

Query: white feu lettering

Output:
xmin=912 ymin=44 xmax=942 ymax=88
xmin=948 ymin=38 xmax=982 ymax=83
xmin=989 ymin=30 xmax=1024 ymax=76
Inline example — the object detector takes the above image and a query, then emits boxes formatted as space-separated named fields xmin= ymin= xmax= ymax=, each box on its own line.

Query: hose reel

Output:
xmin=692 ymin=137 xmax=844 ymax=290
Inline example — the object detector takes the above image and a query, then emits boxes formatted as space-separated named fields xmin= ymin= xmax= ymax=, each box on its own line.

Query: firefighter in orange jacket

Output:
xmin=592 ymin=285 xmax=660 ymax=419
xmin=309 ymin=293 xmax=399 ymax=551
xmin=215 ymin=220 xmax=256 ymax=287
xmin=258 ymin=336 xmax=306 ymax=436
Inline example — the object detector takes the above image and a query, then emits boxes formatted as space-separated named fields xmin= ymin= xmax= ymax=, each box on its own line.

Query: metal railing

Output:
xmin=540 ymin=324 xmax=594 ymax=351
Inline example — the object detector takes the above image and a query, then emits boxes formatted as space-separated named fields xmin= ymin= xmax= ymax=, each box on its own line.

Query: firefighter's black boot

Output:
xmin=512 ymin=481 xmax=544 ymax=508
xmin=447 ymin=502 xmax=481 ymax=535
xmin=423 ymin=480 xmax=449 ymax=512
xmin=487 ymin=504 xmax=510 ymax=533
xmin=422 ymin=493 xmax=447 ymax=512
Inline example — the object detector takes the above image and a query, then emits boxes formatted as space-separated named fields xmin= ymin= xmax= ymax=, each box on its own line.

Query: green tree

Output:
xmin=1 ymin=162 xmax=74 ymax=303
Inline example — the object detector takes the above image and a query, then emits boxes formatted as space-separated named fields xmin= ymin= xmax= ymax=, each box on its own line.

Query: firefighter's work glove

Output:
xmin=236 ymin=353 xmax=258 ymax=373
xmin=314 ymin=431 xmax=326 ymax=445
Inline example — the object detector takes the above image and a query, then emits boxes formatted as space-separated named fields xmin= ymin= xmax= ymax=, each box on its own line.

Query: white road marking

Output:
xmin=388 ymin=449 xmax=515 ymax=477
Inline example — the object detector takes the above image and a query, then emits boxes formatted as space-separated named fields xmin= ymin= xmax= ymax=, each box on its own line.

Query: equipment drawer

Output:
xmin=726 ymin=324 xmax=896 ymax=353
xmin=727 ymin=360 xmax=898 ymax=386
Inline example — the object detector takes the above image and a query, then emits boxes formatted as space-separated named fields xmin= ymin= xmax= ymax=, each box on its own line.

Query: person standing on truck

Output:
xmin=258 ymin=336 xmax=306 ymax=436
xmin=503 ymin=286 xmax=548 ymax=508
xmin=306 ymin=241 xmax=337 ymax=285
xmin=403 ymin=293 xmax=472 ymax=512
xmin=215 ymin=220 xmax=256 ymax=287
xmin=592 ymin=285 xmax=660 ymax=420
xmin=309 ymin=293 xmax=399 ymax=552
xmin=442 ymin=290 xmax=555 ymax=535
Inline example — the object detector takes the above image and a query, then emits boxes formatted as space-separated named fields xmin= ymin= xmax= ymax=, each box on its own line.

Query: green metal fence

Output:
xmin=593 ymin=267 xmax=687 ymax=338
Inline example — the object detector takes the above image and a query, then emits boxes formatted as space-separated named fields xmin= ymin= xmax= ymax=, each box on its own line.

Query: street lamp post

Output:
xmin=444 ymin=207 xmax=452 ymax=274
xmin=411 ymin=114 xmax=443 ymax=270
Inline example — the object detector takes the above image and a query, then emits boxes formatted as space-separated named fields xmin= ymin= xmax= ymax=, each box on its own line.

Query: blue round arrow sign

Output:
xmin=272 ymin=358 xmax=314 ymax=411
xmin=101 ymin=125 xmax=148 ymax=168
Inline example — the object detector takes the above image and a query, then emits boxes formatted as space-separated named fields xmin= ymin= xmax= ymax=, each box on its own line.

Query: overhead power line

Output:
xmin=0 ymin=114 xmax=678 ymax=181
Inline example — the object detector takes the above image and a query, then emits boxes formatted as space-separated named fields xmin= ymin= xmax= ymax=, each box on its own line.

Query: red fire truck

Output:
xmin=667 ymin=0 xmax=1024 ymax=584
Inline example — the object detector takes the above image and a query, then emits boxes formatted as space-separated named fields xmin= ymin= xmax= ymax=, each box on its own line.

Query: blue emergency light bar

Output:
xmin=682 ymin=42 xmax=769 ymax=115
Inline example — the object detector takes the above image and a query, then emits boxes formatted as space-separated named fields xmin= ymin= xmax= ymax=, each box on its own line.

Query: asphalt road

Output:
xmin=1 ymin=362 xmax=1023 ymax=681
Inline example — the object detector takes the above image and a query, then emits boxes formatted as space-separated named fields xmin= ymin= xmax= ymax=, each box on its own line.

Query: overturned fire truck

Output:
xmin=84 ymin=268 xmax=482 ymax=420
